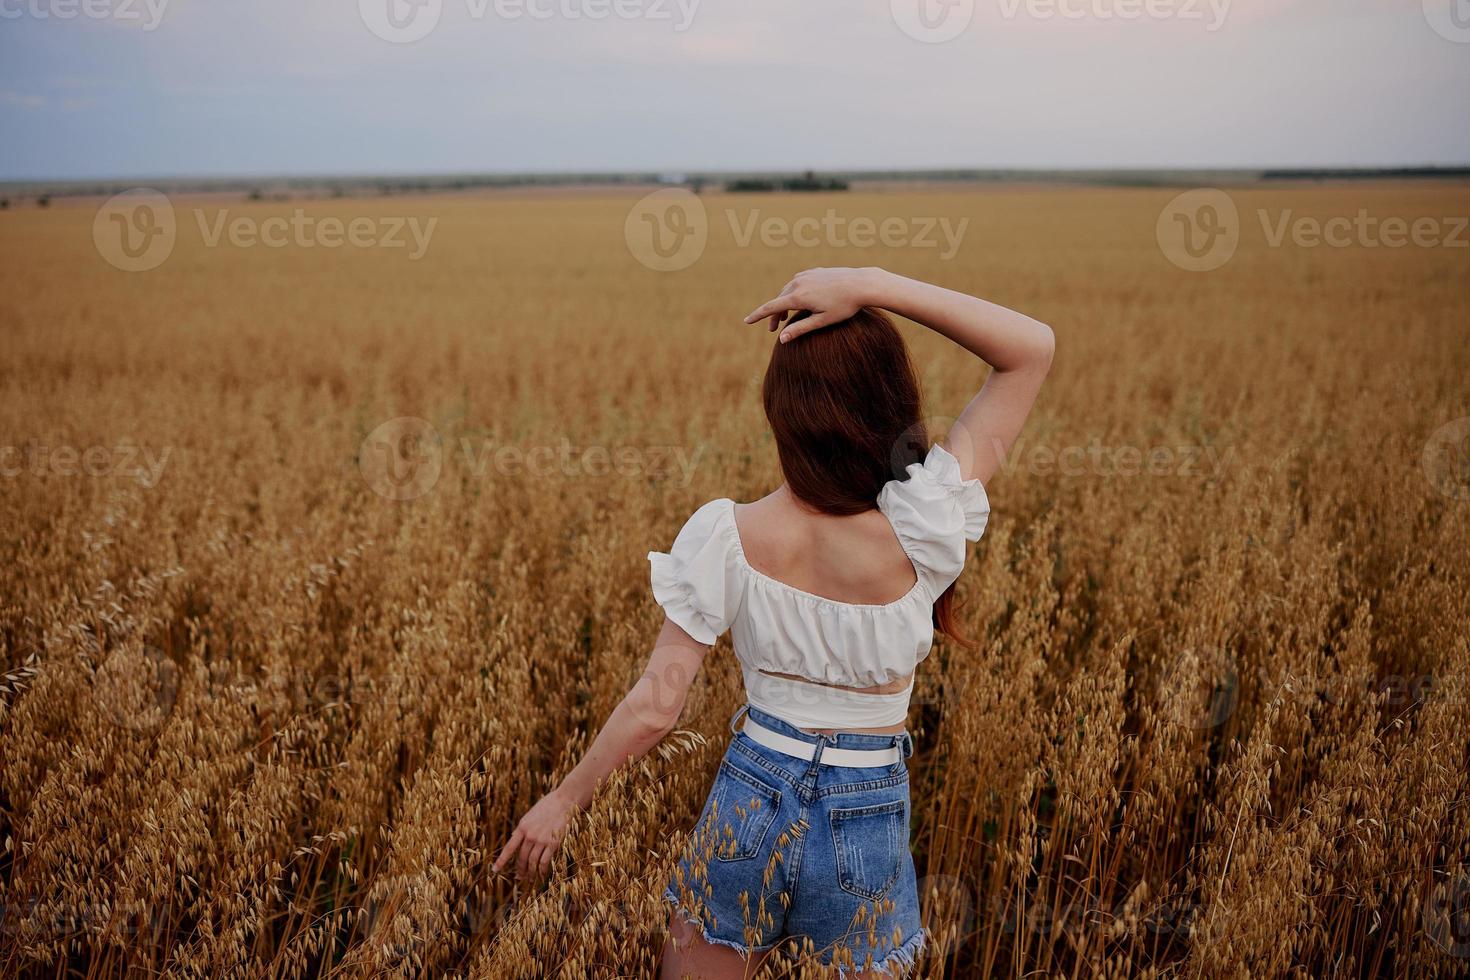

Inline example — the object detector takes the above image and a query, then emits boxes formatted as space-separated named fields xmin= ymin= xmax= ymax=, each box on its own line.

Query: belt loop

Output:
xmin=806 ymin=733 xmax=827 ymax=774
xmin=728 ymin=702 xmax=751 ymax=735
xmin=898 ymin=731 xmax=914 ymax=760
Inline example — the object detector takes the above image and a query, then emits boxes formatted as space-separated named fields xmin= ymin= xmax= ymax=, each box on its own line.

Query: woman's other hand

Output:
xmin=492 ymin=787 xmax=578 ymax=881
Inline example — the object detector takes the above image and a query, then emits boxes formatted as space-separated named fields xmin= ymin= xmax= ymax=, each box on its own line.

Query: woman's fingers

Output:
xmin=494 ymin=828 xmax=555 ymax=881
xmin=778 ymin=310 xmax=838 ymax=343
xmin=491 ymin=827 xmax=523 ymax=874
xmin=746 ymin=270 xmax=846 ymax=327
xmin=524 ymin=841 xmax=552 ymax=880
xmin=745 ymin=273 xmax=809 ymax=324
xmin=743 ymin=293 xmax=806 ymax=324
xmin=518 ymin=839 xmax=539 ymax=879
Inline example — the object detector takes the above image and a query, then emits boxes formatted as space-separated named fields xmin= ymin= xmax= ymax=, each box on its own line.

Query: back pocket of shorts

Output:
xmin=829 ymin=799 xmax=907 ymax=901
xmin=701 ymin=762 xmax=781 ymax=863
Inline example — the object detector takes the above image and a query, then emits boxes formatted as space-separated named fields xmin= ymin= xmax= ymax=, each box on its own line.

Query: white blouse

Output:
xmin=647 ymin=443 xmax=990 ymax=729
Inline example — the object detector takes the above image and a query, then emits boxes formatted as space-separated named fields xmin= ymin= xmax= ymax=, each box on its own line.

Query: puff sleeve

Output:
xmin=876 ymin=443 xmax=990 ymax=597
xmin=647 ymin=499 xmax=741 ymax=645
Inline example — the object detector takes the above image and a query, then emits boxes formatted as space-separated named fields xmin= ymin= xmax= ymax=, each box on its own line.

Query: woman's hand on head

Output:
xmin=743 ymin=267 xmax=885 ymax=343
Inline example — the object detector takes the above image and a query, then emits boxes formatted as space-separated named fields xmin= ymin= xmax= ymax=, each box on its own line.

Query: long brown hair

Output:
xmin=761 ymin=307 xmax=969 ymax=644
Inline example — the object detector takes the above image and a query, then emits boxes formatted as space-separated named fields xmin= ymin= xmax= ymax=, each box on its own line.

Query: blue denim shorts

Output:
xmin=663 ymin=703 xmax=925 ymax=976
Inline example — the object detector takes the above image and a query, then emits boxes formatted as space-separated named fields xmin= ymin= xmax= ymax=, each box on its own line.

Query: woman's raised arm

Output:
xmin=744 ymin=267 xmax=1055 ymax=484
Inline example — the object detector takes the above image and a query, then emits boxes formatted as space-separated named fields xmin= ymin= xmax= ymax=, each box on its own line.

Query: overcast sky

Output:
xmin=2 ymin=0 xmax=1467 ymax=180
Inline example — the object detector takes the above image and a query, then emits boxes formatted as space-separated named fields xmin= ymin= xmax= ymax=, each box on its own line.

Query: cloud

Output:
xmin=0 ymin=91 xmax=47 ymax=109
xmin=1 ymin=0 xmax=1466 ymax=178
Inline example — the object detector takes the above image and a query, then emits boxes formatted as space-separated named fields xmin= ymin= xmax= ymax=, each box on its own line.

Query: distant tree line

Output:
xmin=726 ymin=171 xmax=850 ymax=193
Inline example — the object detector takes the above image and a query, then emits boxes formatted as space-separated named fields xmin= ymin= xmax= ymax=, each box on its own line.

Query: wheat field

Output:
xmin=1 ymin=182 xmax=1468 ymax=978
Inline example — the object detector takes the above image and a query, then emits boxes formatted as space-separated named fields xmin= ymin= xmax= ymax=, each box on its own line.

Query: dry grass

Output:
xmin=1 ymin=182 xmax=1468 ymax=978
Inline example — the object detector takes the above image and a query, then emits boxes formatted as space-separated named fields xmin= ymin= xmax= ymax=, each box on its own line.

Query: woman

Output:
xmin=492 ymin=266 xmax=1054 ymax=977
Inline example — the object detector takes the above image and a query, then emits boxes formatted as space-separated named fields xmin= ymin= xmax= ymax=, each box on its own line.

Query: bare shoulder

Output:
xmin=732 ymin=489 xmax=918 ymax=604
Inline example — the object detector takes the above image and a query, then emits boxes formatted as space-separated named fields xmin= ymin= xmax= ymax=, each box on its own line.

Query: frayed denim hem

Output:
xmin=828 ymin=925 xmax=926 ymax=979
xmin=661 ymin=885 xmax=780 ymax=958
xmin=661 ymin=886 xmax=924 ymax=974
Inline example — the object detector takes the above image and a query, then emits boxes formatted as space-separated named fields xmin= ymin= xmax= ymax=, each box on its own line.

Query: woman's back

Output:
xmin=733 ymin=488 xmax=918 ymax=608
xmin=647 ymin=443 xmax=990 ymax=733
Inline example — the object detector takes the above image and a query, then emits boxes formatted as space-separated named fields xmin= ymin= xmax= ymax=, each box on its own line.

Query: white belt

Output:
xmin=740 ymin=716 xmax=902 ymax=768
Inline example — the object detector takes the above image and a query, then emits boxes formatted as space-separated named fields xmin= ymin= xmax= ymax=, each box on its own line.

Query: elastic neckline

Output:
xmin=720 ymin=498 xmax=926 ymax=611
